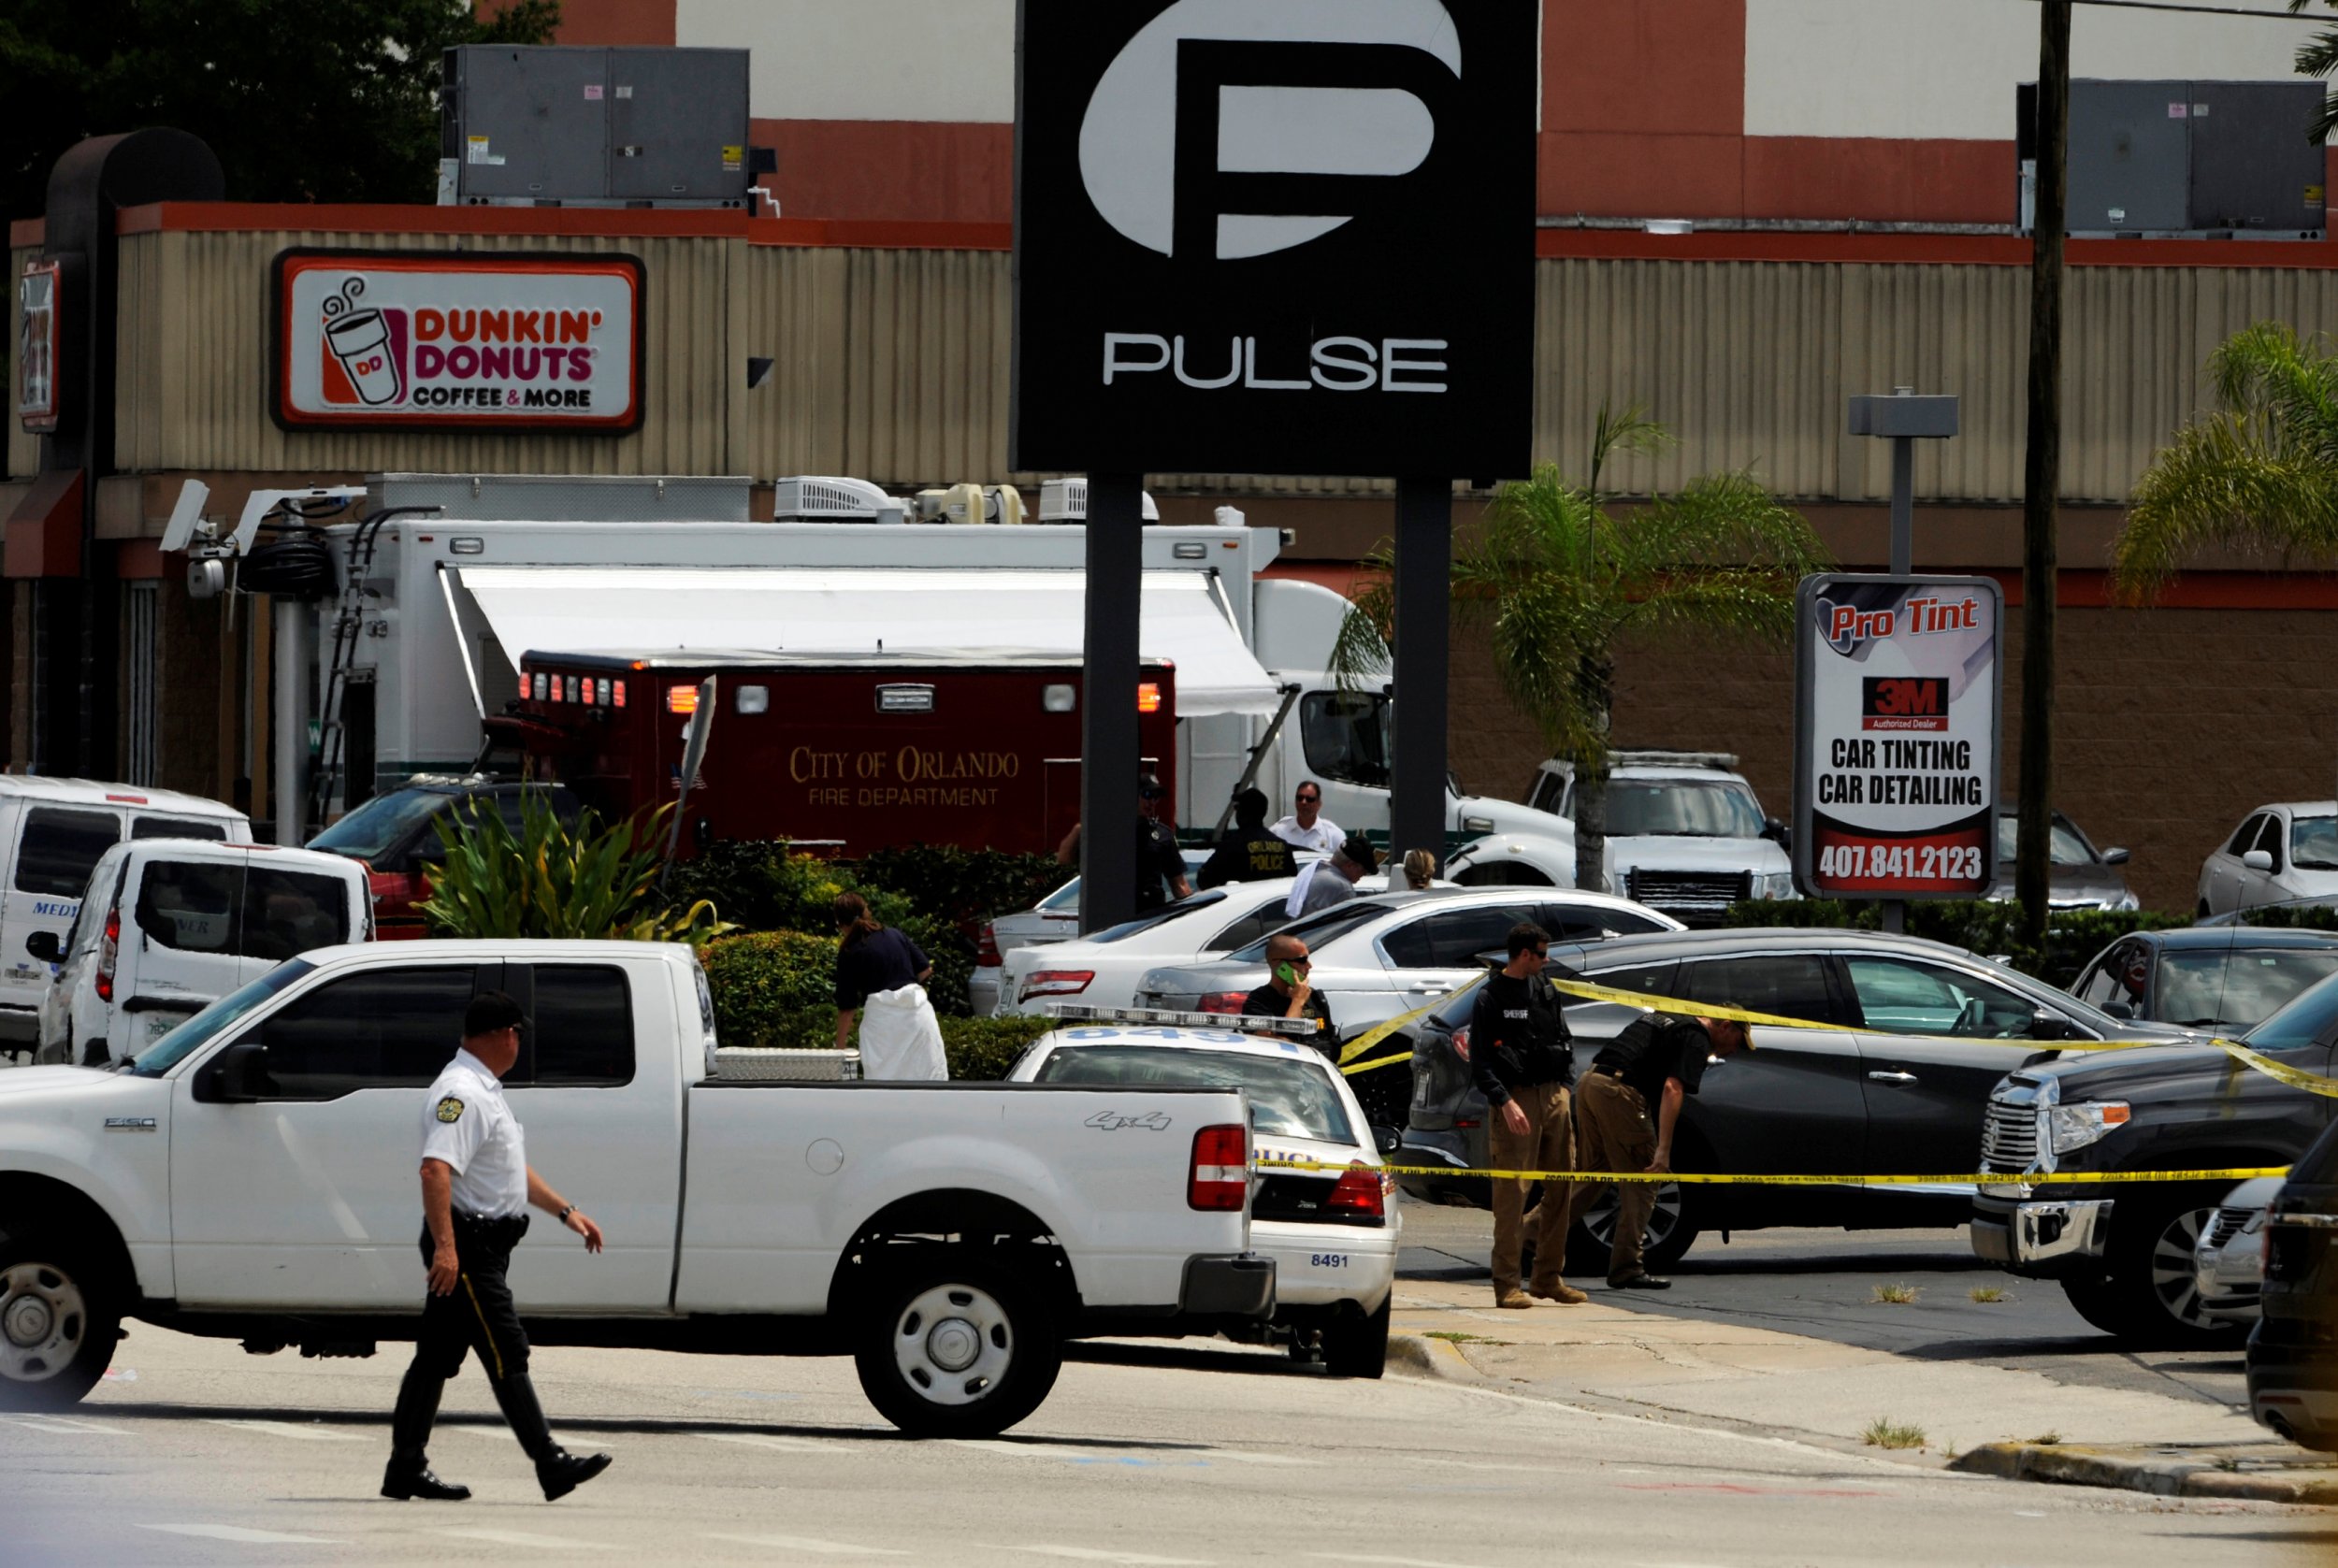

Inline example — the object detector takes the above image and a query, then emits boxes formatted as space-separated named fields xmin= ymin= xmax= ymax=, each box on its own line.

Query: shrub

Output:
xmin=942 ymin=1015 xmax=1058 ymax=1081
xmin=1720 ymin=899 xmax=2190 ymax=988
xmin=666 ymin=843 xmax=915 ymax=934
xmin=2238 ymin=904 xmax=2338 ymax=931
xmin=701 ymin=931 xmax=841 ymax=1043
xmin=853 ymin=844 xmax=1066 ymax=933
xmin=418 ymin=794 xmax=730 ymax=947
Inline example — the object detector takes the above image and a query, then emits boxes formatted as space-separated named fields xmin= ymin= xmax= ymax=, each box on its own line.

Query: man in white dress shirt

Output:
xmin=1270 ymin=781 xmax=1345 ymax=856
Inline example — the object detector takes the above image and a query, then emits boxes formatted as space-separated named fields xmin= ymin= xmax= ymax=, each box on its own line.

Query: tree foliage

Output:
xmin=0 ymin=0 xmax=559 ymax=217
xmin=2292 ymin=0 xmax=2338 ymax=144
xmin=2116 ymin=322 xmax=2338 ymax=600
xmin=1335 ymin=408 xmax=1828 ymax=889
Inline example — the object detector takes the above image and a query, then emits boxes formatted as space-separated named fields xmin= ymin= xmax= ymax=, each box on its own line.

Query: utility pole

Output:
xmin=2017 ymin=0 xmax=2071 ymax=955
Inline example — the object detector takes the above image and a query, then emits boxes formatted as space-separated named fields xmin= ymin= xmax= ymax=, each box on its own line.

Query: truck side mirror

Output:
xmin=1762 ymin=817 xmax=1791 ymax=849
xmin=195 ymin=1040 xmax=267 ymax=1104
xmin=24 ymin=930 xmax=61 ymax=963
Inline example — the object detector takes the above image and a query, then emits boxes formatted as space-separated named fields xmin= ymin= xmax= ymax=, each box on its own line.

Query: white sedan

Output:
xmin=1007 ymin=1017 xmax=1397 ymax=1376
xmin=2197 ymin=801 xmax=2338 ymax=917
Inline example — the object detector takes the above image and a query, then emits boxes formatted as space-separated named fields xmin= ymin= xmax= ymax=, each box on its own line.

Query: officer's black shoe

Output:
xmin=381 ymin=1463 xmax=472 ymax=1502
xmin=536 ymin=1448 xmax=613 ymax=1502
xmin=1611 ymin=1273 xmax=1672 ymax=1290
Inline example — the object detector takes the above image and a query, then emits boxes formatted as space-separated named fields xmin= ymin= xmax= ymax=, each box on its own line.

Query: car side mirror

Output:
xmin=1762 ymin=817 xmax=1787 ymax=843
xmin=24 ymin=930 xmax=61 ymax=963
xmin=2028 ymin=1010 xmax=2080 ymax=1042
xmin=2243 ymin=849 xmax=2274 ymax=872
xmin=195 ymin=1040 xmax=267 ymax=1104
xmin=2099 ymin=1000 xmax=2134 ymax=1021
xmin=2101 ymin=847 xmax=2130 ymax=867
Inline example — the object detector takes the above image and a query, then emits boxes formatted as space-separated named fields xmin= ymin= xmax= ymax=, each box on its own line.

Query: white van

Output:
xmin=0 ymin=779 xmax=250 ymax=1053
xmin=32 ymin=841 xmax=365 ymax=1067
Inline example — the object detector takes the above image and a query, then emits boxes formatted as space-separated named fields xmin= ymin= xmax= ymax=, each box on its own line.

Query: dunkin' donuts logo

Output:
xmin=278 ymin=252 xmax=642 ymax=431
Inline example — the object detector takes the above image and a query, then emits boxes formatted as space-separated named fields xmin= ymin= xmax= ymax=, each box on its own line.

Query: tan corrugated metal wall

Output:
xmin=97 ymin=232 xmax=2338 ymax=506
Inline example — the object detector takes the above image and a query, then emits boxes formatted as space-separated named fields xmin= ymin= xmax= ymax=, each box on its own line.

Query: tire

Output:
xmin=2061 ymin=1188 xmax=2244 ymax=1347
xmin=1321 ymin=1297 xmax=1389 ymax=1379
xmin=0 ymin=1235 xmax=118 ymax=1412
xmin=852 ymin=1251 xmax=1062 ymax=1437
xmin=1565 ymin=1181 xmax=1699 ymax=1276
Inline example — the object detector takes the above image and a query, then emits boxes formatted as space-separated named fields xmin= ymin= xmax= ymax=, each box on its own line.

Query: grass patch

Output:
xmin=1424 ymin=1331 xmax=1508 ymax=1345
xmin=1870 ymin=1282 xmax=1922 ymax=1304
xmin=1862 ymin=1417 xmax=1927 ymax=1450
xmin=2028 ymin=1431 xmax=2061 ymax=1446
xmin=1968 ymin=1287 xmax=2009 ymax=1304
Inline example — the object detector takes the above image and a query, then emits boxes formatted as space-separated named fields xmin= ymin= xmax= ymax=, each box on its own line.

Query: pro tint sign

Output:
xmin=1011 ymin=0 xmax=1534 ymax=477
xmin=1792 ymin=575 xmax=2004 ymax=899
xmin=273 ymin=252 xmax=643 ymax=433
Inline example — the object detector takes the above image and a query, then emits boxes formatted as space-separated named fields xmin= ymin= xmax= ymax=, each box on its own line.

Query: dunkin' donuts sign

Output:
xmin=273 ymin=251 xmax=643 ymax=432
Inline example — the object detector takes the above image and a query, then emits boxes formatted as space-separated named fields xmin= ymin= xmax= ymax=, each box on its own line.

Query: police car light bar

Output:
xmin=1043 ymin=1003 xmax=1323 ymax=1038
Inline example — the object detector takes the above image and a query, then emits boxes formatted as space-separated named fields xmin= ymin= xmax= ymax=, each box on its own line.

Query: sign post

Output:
xmin=1013 ymin=1 xmax=1534 ymax=928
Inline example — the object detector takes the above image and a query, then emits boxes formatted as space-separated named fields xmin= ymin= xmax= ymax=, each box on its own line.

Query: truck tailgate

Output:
xmin=674 ymin=1083 xmax=1251 ymax=1314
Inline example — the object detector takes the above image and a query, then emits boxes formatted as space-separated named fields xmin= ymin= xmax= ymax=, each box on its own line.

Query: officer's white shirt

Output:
xmin=420 ymin=1047 xmax=528 ymax=1219
xmin=1270 ymin=814 xmax=1345 ymax=856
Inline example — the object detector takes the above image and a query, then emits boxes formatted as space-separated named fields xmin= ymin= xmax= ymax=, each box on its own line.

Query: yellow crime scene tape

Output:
xmin=1252 ymin=1156 xmax=2291 ymax=1187
xmin=1328 ymin=969 xmax=2338 ymax=1099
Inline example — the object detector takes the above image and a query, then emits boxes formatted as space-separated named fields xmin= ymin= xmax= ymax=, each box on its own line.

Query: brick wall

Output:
xmin=1446 ymin=608 xmax=2338 ymax=915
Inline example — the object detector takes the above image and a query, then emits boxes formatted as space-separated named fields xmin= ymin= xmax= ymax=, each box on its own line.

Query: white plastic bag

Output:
xmin=858 ymin=983 xmax=948 ymax=1080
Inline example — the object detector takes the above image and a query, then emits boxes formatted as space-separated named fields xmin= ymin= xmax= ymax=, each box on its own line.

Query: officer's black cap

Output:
xmin=464 ymin=991 xmax=526 ymax=1039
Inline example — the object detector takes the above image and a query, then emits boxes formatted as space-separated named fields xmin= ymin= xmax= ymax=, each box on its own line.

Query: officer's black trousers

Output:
xmin=391 ymin=1215 xmax=554 ymax=1464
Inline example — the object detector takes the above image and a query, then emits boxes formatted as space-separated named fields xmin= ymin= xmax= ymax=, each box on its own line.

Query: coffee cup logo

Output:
xmin=321 ymin=278 xmax=403 ymax=406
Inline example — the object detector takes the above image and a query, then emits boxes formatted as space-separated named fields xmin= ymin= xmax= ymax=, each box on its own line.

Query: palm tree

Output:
xmin=2115 ymin=323 xmax=2338 ymax=598
xmin=1334 ymin=408 xmax=1831 ymax=892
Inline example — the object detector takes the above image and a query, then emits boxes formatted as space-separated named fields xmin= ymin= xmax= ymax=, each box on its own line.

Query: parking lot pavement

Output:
xmin=1 ymin=1319 xmax=2329 ymax=1567
xmin=1397 ymin=1195 xmax=2249 ymax=1411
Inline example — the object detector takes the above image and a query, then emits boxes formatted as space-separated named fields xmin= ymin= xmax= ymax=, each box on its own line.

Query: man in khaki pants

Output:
xmin=1470 ymin=923 xmax=1587 ymax=1309
xmin=1569 ymin=1010 xmax=1751 ymax=1289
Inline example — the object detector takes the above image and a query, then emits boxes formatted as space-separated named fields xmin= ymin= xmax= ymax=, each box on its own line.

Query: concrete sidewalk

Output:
xmin=1387 ymin=1276 xmax=2338 ymax=1504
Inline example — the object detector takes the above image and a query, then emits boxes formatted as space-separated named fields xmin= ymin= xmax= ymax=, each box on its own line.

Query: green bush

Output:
xmin=2235 ymin=904 xmax=2338 ymax=930
xmin=852 ymin=844 xmax=1065 ymax=933
xmin=419 ymin=794 xmax=731 ymax=946
xmin=1720 ymin=899 xmax=2191 ymax=989
xmin=701 ymin=931 xmax=841 ymax=1043
xmin=667 ymin=843 xmax=915 ymax=934
xmin=942 ymin=1015 xmax=1057 ymax=1081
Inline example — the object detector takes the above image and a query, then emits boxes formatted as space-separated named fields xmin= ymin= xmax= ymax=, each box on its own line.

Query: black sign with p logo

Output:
xmin=1011 ymin=0 xmax=1534 ymax=479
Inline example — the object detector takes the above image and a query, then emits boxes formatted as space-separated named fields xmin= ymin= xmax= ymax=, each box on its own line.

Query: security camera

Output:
xmin=187 ymin=557 xmax=226 ymax=599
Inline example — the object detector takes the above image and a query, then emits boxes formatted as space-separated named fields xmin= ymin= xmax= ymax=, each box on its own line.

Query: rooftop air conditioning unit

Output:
xmin=772 ymin=476 xmax=906 ymax=524
xmin=914 ymin=483 xmax=1030 ymax=525
xmin=1037 ymin=478 xmax=1162 ymax=524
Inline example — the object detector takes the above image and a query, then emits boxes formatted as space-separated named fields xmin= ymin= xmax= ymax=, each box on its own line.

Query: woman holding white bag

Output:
xmin=831 ymin=892 xmax=947 ymax=1079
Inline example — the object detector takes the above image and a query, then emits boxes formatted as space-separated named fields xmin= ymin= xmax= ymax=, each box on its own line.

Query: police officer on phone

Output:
xmin=381 ymin=992 xmax=614 ymax=1504
xmin=1241 ymin=932 xmax=1335 ymax=1050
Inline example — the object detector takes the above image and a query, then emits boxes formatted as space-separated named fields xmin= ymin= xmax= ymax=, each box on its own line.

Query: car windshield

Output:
xmin=2158 ymin=949 xmax=2338 ymax=1030
xmin=2243 ymin=970 xmax=2338 ymax=1051
xmin=123 ymin=960 xmax=316 ymax=1077
xmin=1033 ymin=1044 xmax=1358 ymax=1144
xmin=2292 ymin=816 xmax=2338 ymax=871
xmin=1227 ymin=899 xmax=1393 ymax=963
xmin=306 ymin=789 xmax=453 ymax=861
xmin=1091 ymin=890 xmax=1229 ymax=943
xmin=1994 ymin=813 xmax=2095 ymax=867
xmin=1606 ymin=780 xmax=1765 ymax=838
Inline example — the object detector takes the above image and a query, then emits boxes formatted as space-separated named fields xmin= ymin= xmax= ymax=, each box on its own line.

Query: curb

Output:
xmin=1950 ymin=1442 xmax=2338 ymax=1505
xmin=1386 ymin=1333 xmax=1480 ymax=1382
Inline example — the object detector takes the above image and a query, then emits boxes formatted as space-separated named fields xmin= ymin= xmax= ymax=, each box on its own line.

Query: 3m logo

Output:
xmin=1076 ymin=0 xmax=1464 ymax=261
xmin=1862 ymin=676 xmax=1948 ymax=731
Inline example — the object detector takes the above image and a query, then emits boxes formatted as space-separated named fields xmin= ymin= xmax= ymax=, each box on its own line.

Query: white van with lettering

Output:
xmin=0 ymin=780 xmax=250 ymax=1057
xmin=35 ymin=842 xmax=370 ymax=1067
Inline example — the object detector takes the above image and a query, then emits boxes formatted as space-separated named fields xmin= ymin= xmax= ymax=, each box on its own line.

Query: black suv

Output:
xmin=1972 ymin=969 xmax=2338 ymax=1345
xmin=2251 ymin=1115 xmax=2338 ymax=1451
xmin=1401 ymin=928 xmax=2180 ymax=1272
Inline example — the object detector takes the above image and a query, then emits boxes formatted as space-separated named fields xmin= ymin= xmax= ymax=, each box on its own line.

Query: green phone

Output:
xmin=1273 ymin=961 xmax=1301 ymax=986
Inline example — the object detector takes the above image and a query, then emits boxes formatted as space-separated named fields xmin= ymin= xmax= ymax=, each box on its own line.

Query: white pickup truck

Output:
xmin=0 ymin=941 xmax=1273 ymax=1435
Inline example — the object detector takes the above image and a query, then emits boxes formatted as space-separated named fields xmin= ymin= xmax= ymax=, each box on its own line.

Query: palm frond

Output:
xmin=1589 ymin=402 xmax=1679 ymax=497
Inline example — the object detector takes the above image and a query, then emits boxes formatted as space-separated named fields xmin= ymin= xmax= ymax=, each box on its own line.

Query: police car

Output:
xmin=1009 ymin=1007 xmax=1398 ymax=1377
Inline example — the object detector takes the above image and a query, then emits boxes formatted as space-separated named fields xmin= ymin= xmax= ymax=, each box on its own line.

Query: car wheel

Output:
xmin=2063 ymin=1189 xmax=2244 ymax=1346
xmin=1566 ymin=1181 xmax=1698 ymax=1275
xmin=2197 ymin=900 xmax=2212 ymax=921
xmin=853 ymin=1252 xmax=1061 ymax=1438
xmin=1321 ymin=1298 xmax=1390 ymax=1380
xmin=0 ymin=1233 xmax=118 ymax=1412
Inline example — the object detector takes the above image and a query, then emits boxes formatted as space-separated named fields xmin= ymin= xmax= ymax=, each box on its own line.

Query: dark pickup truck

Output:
xmin=1970 ymin=969 xmax=2338 ymax=1345
xmin=1400 ymin=928 xmax=2182 ymax=1273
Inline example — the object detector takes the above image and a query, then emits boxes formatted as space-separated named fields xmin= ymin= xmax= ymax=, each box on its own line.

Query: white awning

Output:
xmin=448 ymin=566 xmax=1283 ymax=716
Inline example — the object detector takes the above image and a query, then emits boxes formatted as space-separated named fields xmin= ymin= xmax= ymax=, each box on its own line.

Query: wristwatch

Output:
xmin=556 ymin=1204 xmax=575 ymax=1224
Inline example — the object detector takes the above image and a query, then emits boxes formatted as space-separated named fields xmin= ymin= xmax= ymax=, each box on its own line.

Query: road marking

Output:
xmin=703 ymin=1532 xmax=909 ymax=1556
xmin=700 ymin=1431 xmax=844 ymax=1454
xmin=1313 ymin=1556 xmax=1490 ymax=1568
xmin=2 ymin=1415 xmax=130 ymax=1435
xmin=1014 ymin=1549 xmax=1211 ymax=1566
xmin=139 ymin=1524 xmax=343 ymax=1545
xmin=948 ymin=1438 xmax=1202 ymax=1468
xmin=200 ymin=1418 xmax=367 ymax=1443
xmin=433 ymin=1528 xmax=619 ymax=1551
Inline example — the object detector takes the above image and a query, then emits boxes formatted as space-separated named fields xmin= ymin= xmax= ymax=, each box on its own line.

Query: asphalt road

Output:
xmin=0 ymin=1317 xmax=2323 ymax=1568
xmin=1395 ymin=1197 xmax=2250 ymax=1412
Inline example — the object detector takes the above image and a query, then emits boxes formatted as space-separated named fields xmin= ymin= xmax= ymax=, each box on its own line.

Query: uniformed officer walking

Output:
xmin=1471 ymin=924 xmax=1587 ymax=1309
xmin=382 ymin=992 xmax=613 ymax=1503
